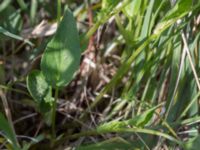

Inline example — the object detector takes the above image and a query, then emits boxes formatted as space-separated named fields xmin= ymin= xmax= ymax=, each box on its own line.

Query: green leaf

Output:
xmin=102 ymin=0 xmax=120 ymax=10
xmin=77 ymin=137 xmax=133 ymax=150
xmin=0 ymin=26 xmax=33 ymax=46
xmin=126 ymin=105 xmax=158 ymax=127
xmin=97 ymin=105 xmax=160 ymax=133
xmin=153 ymin=0 xmax=192 ymax=37
xmin=0 ymin=113 xmax=19 ymax=149
xmin=0 ymin=6 xmax=22 ymax=34
xmin=41 ymin=7 xmax=81 ymax=87
xmin=123 ymin=0 xmax=142 ymax=18
xmin=30 ymin=0 xmax=38 ymax=25
xmin=140 ymin=0 xmax=155 ymax=39
xmin=0 ymin=0 xmax=11 ymax=12
xmin=26 ymin=70 xmax=53 ymax=113
xmin=21 ymin=134 xmax=45 ymax=150
xmin=16 ymin=0 xmax=27 ymax=10
xmin=164 ymin=0 xmax=192 ymax=21
xmin=184 ymin=135 xmax=200 ymax=150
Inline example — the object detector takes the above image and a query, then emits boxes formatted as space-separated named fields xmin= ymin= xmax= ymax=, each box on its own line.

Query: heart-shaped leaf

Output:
xmin=26 ymin=70 xmax=53 ymax=113
xmin=41 ymin=7 xmax=81 ymax=87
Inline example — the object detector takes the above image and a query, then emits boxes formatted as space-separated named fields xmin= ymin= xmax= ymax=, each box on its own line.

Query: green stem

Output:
xmin=57 ymin=0 xmax=61 ymax=22
xmin=52 ymin=87 xmax=59 ymax=141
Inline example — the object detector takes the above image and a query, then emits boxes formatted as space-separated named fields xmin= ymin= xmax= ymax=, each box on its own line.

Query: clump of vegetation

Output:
xmin=0 ymin=0 xmax=200 ymax=149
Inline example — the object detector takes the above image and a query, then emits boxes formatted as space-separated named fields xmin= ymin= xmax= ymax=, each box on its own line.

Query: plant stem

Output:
xmin=52 ymin=87 xmax=59 ymax=141
xmin=57 ymin=0 xmax=61 ymax=22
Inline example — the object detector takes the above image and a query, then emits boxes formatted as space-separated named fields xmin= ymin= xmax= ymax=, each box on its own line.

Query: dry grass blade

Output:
xmin=181 ymin=32 xmax=200 ymax=91
xmin=0 ymin=89 xmax=18 ymax=145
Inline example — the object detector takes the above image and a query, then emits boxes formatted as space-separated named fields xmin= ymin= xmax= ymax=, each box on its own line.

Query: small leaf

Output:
xmin=41 ymin=7 xmax=81 ymax=87
xmin=26 ymin=70 xmax=53 ymax=112
xmin=0 ymin=6 xmax=22 ymax=34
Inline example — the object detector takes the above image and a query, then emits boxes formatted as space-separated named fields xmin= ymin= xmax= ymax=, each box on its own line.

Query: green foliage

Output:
xmin=0 ymin=113 xmax=19 ymax=150
xmin=164 ymin=0 xmax=192 ymax=21
xmin=0 ymin=26 xmax=33 ymax=45
xmin=26 ymin=6 xmax=81 ymax=140
xmin=25 ymin=7 xmax=81 ymax=131
xmin=77 ymin=137 xmax=134 ymax=150
xmin=123 ymin=0 xmax=142 ymax=18
xmin=0 ymin=0 xmax=11 ymax=12
xmin=0 ymin=5 xmax=22 ymax=34
xmin=41 ymin=7 xmax=81 ymax=88
xmin=184 ymin=135 xmax=200 ymax=150
xmin=97 ymin=105 xmax=159 ymax=133
xmin=102 ymin=0 xmax=120 ymax=10
xmin=1 ymin=0 xmax=200 ymax=149
xmin=154 ymin=0 xmax=193 ymax=37
xmin=26 ymin=70 xmax=53 ymax=113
